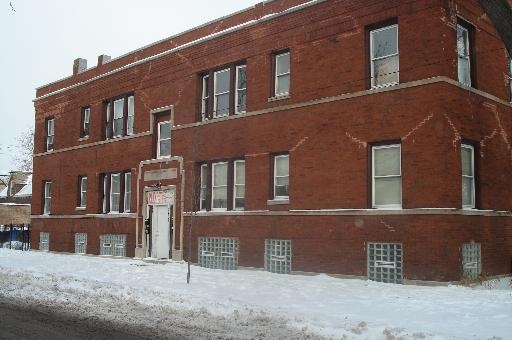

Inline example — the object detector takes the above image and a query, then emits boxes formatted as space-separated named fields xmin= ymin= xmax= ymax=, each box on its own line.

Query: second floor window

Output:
xmin=370 ymin=24 xmax=399 ymax=88
xmin=457 ymin=20 xmax=474 ymax=87
xmin=43 ymin=181 xmax=52 ymax=214
xmin=46 ymin=117 xmax=55 ymax=151
xmin=200 ymin=62 xmax=246 ymax=120
xmin=274 ymin=51 xmax=290 ymax=96
xmin=372 ymin=144 xmax=402 ymax=208
xmin=509 ymin=57 xmax=512 ymax=101
xmin=81 ymin=107 xmax=90 ymax=138
xmin=157 ymin=121 xmax=171 ymax=158
xmin=104 ymin=95 xmax=134 ymax=139
xmin=78 ymin=176 xmax=87 ymax=208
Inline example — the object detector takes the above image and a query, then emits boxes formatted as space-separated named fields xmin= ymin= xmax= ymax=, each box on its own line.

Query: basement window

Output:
xmin=198 ymin=237 xmax=238 ymax=270
xmin=265 ymin=239 xmax=291 ymax=274
xmin=367 ymin=242 xmax=403 ymax=284
xmin=75 ymin=233 xmax=87 ymax=254
xmin=39 ymin=232 xmax=49 ymax=251
xmin=462 ymin=242 xmax=481 ymax=279
xmin=100 ymin=234 xmax=126 ymax=257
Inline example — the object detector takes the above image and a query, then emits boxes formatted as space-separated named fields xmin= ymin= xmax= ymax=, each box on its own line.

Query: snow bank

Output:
xmin=0 ymin=249 xmax=510 ymax=339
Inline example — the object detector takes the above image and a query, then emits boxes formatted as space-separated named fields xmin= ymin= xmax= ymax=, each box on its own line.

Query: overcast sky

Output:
xmin=0 ymin=0 xmax=260 ymax=174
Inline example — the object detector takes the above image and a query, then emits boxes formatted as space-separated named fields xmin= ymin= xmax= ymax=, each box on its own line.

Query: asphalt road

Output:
xmin=0 ymin=297 xmax=182 ymax=340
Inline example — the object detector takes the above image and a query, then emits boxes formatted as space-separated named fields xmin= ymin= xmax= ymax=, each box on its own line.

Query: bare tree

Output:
xmin=12 ymin=128 xmax=34 ymax=171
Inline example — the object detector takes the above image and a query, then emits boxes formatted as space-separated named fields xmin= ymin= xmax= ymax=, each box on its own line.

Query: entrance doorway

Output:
xmin=149 ymin=204 xmax=172 ymax=259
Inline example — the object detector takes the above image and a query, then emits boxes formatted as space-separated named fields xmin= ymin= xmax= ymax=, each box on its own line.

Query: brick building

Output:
xmin=32 ymin=0 xmax=512 ymax=283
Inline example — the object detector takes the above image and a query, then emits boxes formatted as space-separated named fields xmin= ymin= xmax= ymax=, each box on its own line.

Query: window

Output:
xmin=200 ymin=62 xmax=246 ymax=120
xmin=370 ymin=24 xmax=399 ymax=88
xmin=78 ymin=176 xmax=87 ymax=208
xmin=45 ymin=117 xmax=55 ymax=151
xmin=75 ymin=233 xmax=87 ymax=254
xmin=509 ymin=57 xmax=512 ymax=101
xmin=200 ymin=164 xmax=207 ymax=211
xmin=39 ymin=232 xmax=50 ymax=251
xmin=461 ymin=143 xmax=475 ymax=209
xmin=212 ymin=162 xmax=228 ymax=210
xmin=43 ymin=181 xmax=52 ymax=214
xmin=100 ymin=234 xmax=126 ymax=257
xmin=104 ymin=94 xmax=134 ymax=139
xmin=457 ymin=20 xmax=475 ymax=87
xmin=265 ymin=239 xmax=291 ymax=274
xmin=157 ymin=121 xmax=171 ymax=158
xmin=274 ymin=51 xmax=290 ymax=96
xmin=367 ymin=242 xmax=403 ymax=284
xmin=462 ymin=242 xmax=481 ymax=279
xmin=372 ymin=144 xmax=401 ymax=208
xmin=235 ymin=65 xmax=247 ymax=114
xmin=124 ymin=172 xmax=131 ymax=212
xmin=274 ymin=154 xmax=289 ymax=200
xmin=101 ymin=171 xmax=130 ymax=213
xmin=198 ymin=237 xmax=238 ymax=270
xmin=81 ymin=107 xmax=90 ymax=138
xmin=233 ymin=160 xmax=245 ymax=210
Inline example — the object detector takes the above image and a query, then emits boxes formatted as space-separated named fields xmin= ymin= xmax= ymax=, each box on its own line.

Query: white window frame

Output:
xmin=127 ymin=95 xmax=134 ymax=135
xmin=109 ymin=173 xmax=121 ymax=213
xmin=112 ymin=98 xmax=124 ymax=137
xmin=79 ymin=176 xmax=87 ymax=208
xmin=201 ymin=74 xmax=209 ymax=120
xmin=235 ymin=65 xmax=247 ymax=114
xmin=157 ymin=121 xmax=171 ymax=158
xmin=457 ymin=23 xmax=471 ymax=87
xmin=200 ymin=164 xmax=207 ymax=211
xmin=372 ymin=144 xmax=402 ymax=209
xmin=370 ymin=24 xmax=399 ymax=88
xmin=46 ymin=118 xmax=55 ymax=151
xmin=274 ymin=154 xmax=289 ymax=200
xmin=211 ymin=162 xmax=228 ymax=211
xmin=274 ymin=52 xmax=290 ymax=96
xmin=105 ymin=102 xmax=111 ymax=139
xmin=233 ymin=160 xmax=245 ymax=210
xmin=213 ymin=68 xmax=230 ymax=118
xmin=102 ymin=175 xmax=108 ymax=213
xmin=82 ymin=107 xmax=90 ymax=137
xmin=461 ymin=143 xmax=475 ymax=209
xmin=124 ymin=172 xmax=131 ymax=212
xmin=43 ymin=181 xmax=52 ymax=214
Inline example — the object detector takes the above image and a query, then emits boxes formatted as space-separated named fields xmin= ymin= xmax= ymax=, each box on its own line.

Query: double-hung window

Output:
xmin=461 ymin=143 xmax=475 ymax=209
xmin=157 ymin=121 xmax=171 ymax=158
xmin=370 ymin=24 xmax=399 ymax=88
xmin=104 ymin=94 xmax=135 ymax=139
xmin=101 ymin=170 xmax=131 ymax=213
xmin=212 ymin=162 xmax=228 ymax=210
xmin=124 ymin=172 xmax=131 ymax=212
xmin=78 ymin=176 xmax=87 ymax=208
xmin=234 ymin=160 xmax=245 ymax=210
xmin=508 ymin=57 xmax=512 ymax=101
xmin=200 ymin=62 xmax=246 ymax=120
xmin=274 ymin=154 xmax=289 ymax=200
xmin=43 ymin=181 xmax=52 ymax=214
xmin=274 ymin=51 xmax=290 ymax=96
xmin=457 ymin=20 xmax=475 ymax=87
xmin=200 ymin=164 xmax=208 ymax=211
xmin=110 ymin=173 xmax=121 ymax=212
xmin=45 ymin=117 xmax=55 ymax=151
xmin=372 ymin=144 xmax=402 ymax=208
xmin=81 ymin=107 xmax=90 ymax=138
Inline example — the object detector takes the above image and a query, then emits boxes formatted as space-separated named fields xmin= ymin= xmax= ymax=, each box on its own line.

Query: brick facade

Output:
xmin=32 ymin=0 xmax=512 ymax=282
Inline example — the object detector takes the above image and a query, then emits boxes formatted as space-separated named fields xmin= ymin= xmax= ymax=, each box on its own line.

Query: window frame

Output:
xmin=508 ymin=56 xmax=512 ymax=102
xmin=456 ymin=19 xmax=476 ymax=88
xmin=213 ymin=68 xmax=231 ymax=118
xmin=124 ymin=172 xmax=131 ymax=212
xmin=211 ymin=161 xmax=228 ymax=211
xmin=157 ymin=121 xmax=172 ymax=158
xmin=78 ymin=176 xmax=87 ymax=208
xmin=371 ymin=143 xmax=402 ymax=209
xmin=104 ymin=94 xmax=134 ymax=140
xmin=273 ymin=51 xmax=291 ymax=97
xmin=81 ymin=107 xmax=90 ymax=138
xmin=233 ymin=159 xmax=245 ymax=210
xmin=235 ymin=65 xmax=247 ymax=114
xmin=45 ymin=117 xmax=55 ymax=152
xmin=199 ymin=164 xmax=208 ymax=211
xmin=461 ymin=143 xmax=476 ymax=209
xmin=369 ymin=23 xmax=399 ymax=88
xmin=43 ymin=181 xmax=52 ymax=214
xmin=273 ymin=154 xmax=290 ymax=200
xmin=109 ymin=173 xmax=122 ymax=213
xmin=100 ymin=170 xmax=130 ymax=214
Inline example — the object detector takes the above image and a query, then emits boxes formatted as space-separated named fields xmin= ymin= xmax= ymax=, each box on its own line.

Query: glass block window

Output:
xmin=39 ymin=232 xmax=49 ymax=251
xmin=100 ymin=234 xmax=126 ymax=257
xmin=462 ymin=242 xmax=481 ymax=279
xmin=75 ymin=233 xmax=87 ymax=254
xmin=265 ymin=239 xmax=291 ymax=274
xmin=198 ymin=237 xmax=238 ymax=270
xmin=367 ymin=242 xmax=403 ymax=284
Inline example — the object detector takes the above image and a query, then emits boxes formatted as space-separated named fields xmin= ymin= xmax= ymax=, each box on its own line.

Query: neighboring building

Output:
xmin=0 ymin=171 xmax=32 ymax=225
xmin=32 ymin=0 xmax=512 ymax=283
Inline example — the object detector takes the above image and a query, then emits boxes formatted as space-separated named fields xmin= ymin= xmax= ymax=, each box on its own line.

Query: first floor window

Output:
xmin=43 ymin=181 xmax=52 ymax=214
xmin=274 ymin=154 xmax=289 ymax=199
xmin=234 ymin=160 xmax=245 ymax=210
xmin=200 ymin=164 xmax=207 ymax=210
xmin=212 ymin=162 xmax=228 ymax=210
xmin=101 ymin=170 xmax=131 ymax=213
xmin=370 ymin=24 xmax=399 ymax=88
xmin=274 ymin=51 xmax=290 ymax=96
xmin=157 ymin=121 xmax=171 ymax=158
xmin=46 ymin=117 xmax=55 ymax=151
xmin=372 ymin=144 xmax=401 ymax=208
xmin=78 ymin=176 xmax=87 ymax=208
xmin=110 ymin=173 xmax=121 ymax=212
xmin=461 ymin=143 xmax=475 ymax=209
xmin=124 ymin=172 xmax=131 ymax=212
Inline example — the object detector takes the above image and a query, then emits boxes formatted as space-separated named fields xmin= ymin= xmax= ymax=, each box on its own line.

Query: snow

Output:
xmin=14 ymin=175 xmax=32 ymax=197
xmin=0 ymin=249 xmax=511 ymax=339
xmin=0 ymin=186 xmax=7 ymax=197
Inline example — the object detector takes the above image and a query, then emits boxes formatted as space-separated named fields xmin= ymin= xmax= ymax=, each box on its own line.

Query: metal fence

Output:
xmin=0 ymin=224 xmax=30 ymax=250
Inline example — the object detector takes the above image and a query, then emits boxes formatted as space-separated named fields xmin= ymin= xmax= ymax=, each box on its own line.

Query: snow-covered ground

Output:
xmin=0 ymin=249 xmax=510 ymax=339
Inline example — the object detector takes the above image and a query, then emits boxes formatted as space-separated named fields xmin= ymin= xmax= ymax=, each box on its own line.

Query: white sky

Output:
xmin=0 ymin=0 xmax=260 ymax=174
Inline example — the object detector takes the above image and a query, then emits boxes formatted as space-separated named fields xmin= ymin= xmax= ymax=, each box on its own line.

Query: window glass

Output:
xmin=124 ymin=173 xmax=131 ymax=212
xmin=201 ymin=75 xmax=209 ymax=118
xmin=44 ymin=181 xmax=52 ymax=214
xmin=200 ymin=164 xmax=207 ymax=210
xmin=370 ymin=25 xmax=399 ymax=87
xmin=127 ymin=96 xmax=134 ymax=135
xmin=461 ymin=144 xmax=475 ymax=208
xmin=457 ymin=24 xmax=471 ymax=86
xmin=46 ymin=118 xmax=55 ymax=151
xmin=110 ymin=173 xmax=121 ymax=212
xmin=371 ymin=27 xmax=398 ymax=58
xmin=113 ymin=99 xmax=124 ymax=137
xmin=82 ymin=108 xmax=90 ymax=137
xmin=372 ymin=145 xmax=401 ymax=208
xmin=214 ymin=69 xmax=230 ymax=117
xmin=80 ymin=177 xmax=87 ymax=207
xmin=158 ymin=121 xmax=171 ymax=158
xmin=274 ymin=155 xmax=289 ymax=198
xmin=236 ymin=66 xmax=247 ymax=114
xmin=275 ymin=52 xmax=290 ymax=96
xmin=234 ymin=160 xmax=245 ymax=209
xmin=212 ymin=162 xmax=228 ymax=209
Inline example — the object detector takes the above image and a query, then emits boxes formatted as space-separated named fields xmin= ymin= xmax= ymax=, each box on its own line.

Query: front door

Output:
xmin=151 ymin=205 xmax=171 ymax=259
